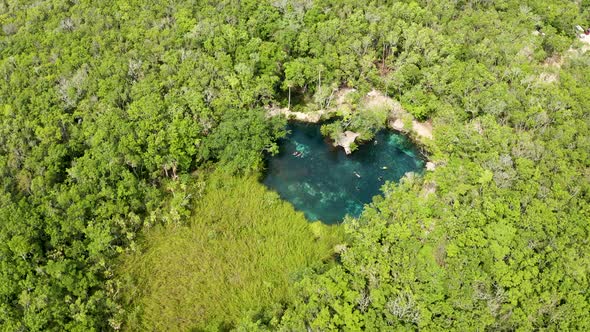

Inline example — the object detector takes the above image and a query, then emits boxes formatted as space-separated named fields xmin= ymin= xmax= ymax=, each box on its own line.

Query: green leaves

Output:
xmin=203 ymin=108 xmax=286 ymax=174
xmin=2 ymin=0 xmax=590 ymax=330
xmin=283 ymin=60 xmax=307 ymax=90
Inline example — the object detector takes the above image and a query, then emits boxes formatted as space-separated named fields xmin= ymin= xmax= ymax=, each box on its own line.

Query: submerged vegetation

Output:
xmin=1 ymin=0 xmax=589 ymax=330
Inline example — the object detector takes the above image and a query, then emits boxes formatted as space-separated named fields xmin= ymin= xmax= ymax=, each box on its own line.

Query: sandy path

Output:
xmin=266 ymin=88 xmax=357 ymax=123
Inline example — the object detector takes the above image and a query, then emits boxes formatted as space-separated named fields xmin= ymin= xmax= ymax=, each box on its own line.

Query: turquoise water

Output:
xmin=263 ymin=122 xmax=424 ymax=224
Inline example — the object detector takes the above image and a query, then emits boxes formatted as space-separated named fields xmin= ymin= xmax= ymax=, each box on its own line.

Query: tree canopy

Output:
xmin=1 ymin=0 xmax=589 ymax=330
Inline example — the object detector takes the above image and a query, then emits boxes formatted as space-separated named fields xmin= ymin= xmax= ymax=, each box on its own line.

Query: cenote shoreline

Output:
xmin=262 ymin=121 xmax=426 ymax=224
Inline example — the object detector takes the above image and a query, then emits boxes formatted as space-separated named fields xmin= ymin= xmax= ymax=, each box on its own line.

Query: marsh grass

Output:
xmin=119 ymin=174 xmax=343 ymax=331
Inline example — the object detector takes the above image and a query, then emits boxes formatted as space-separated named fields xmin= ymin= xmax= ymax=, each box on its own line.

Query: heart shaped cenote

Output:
xmin=263 ymin=122 xmax=425 ymax=224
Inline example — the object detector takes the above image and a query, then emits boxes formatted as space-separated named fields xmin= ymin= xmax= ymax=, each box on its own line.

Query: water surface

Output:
xmin=263 ymin=122 xmax=424 ymax=224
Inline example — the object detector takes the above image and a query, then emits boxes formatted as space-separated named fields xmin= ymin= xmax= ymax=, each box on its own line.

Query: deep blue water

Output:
xmin=262 ymin=122 xmax=424 ymax=224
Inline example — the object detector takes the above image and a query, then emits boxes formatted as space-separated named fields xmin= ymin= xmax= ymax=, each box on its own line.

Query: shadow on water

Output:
xmin=263 ymin=122 xmax=424 ymax=224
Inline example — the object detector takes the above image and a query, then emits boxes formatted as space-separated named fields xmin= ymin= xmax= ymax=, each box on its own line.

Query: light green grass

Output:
xmin=118 ymin=174 xmax=343 ymax=331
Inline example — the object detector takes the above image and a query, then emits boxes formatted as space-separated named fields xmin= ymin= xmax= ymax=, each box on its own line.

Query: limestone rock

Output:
xmin=333 ymin=131 xmax=361 ymax=155
xmin=426 ymin=162 xmax=436 ymax=171
xmin=390 ymin=118 xmax=405 ymax=131
xmin=411 ymin=120 xmax=433 ymax=140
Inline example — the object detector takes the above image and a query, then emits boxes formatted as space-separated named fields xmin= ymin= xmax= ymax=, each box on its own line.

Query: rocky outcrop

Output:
xmin=426 ymin=162 xmax=436 ymax=171
xmin=410 ymin=120 xmax=434 ymax=140
xmin=356 ymin=89 xmax=434 ymax=141
xmin=333 ymin=130 xmax=361 ymax=155
xmin=268 ymin=88 xmax=434 ymax=145
xmin=388 ymin=117 xmax=433 ymax=140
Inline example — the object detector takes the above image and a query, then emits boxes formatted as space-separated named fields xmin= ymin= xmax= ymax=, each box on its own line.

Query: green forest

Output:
xmin=1 ymin=0 xmax=590 ymax=331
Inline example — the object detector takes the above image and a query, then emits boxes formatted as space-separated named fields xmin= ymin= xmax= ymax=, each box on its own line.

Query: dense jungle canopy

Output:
xmin=1 ymin=0 xmax=590 ymax=330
